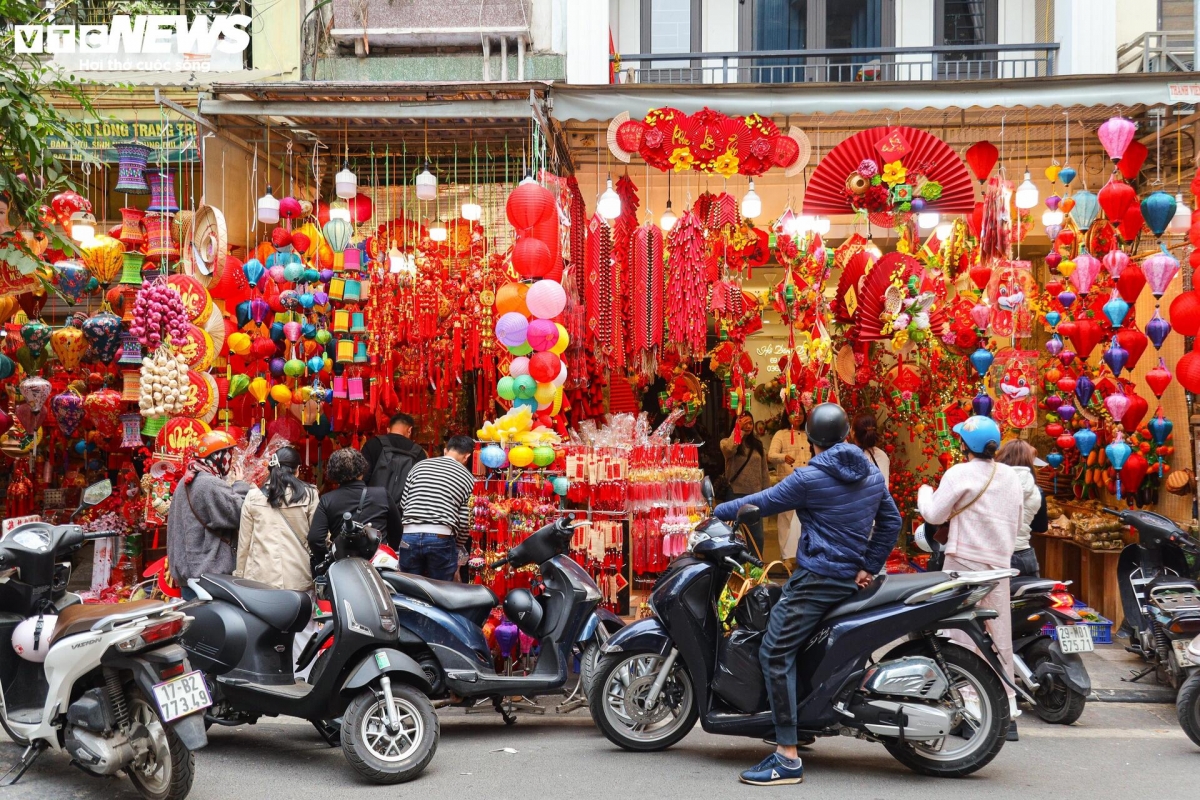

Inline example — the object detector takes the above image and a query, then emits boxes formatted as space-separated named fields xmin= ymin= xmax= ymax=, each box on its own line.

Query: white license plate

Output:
xmin=1056 ymin=625 xmax=1095 ymax=654
xmin=1174 ymin=638 xmax=1198 ymax=668
xmin=152 ymin=671 xmax=212 ymax=722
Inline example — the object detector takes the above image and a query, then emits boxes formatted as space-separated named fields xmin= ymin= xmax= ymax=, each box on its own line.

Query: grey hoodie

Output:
xmin=167 ymin=471 xmax=252 ymax=584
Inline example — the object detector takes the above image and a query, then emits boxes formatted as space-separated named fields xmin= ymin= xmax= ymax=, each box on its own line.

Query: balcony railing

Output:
xmin=613 ymin=43 xmax=1059 ymax=85
xmin=1117 ymin=31 xmax=1195 ymax=73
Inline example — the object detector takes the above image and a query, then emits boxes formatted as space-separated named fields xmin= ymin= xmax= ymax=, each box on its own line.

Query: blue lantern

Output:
xmin=1074 ymin=426 xmax=1097 ymax=459
xmin=1146 ymin=308 xmax=1171 ymax=349
xmin=1075 ymin=374 xmax=1095 ymax=407
xmin=970 ymin=348 xmax=994 ymax=377
xmin=481 ymin=445 xmax=508 ymax=470
xmin=1141 ymin=190 xmax=1177 ymax=238
xmin=242 ymin=258 xmax=265 ymax=288
xmin=1069 ymin=190 xmax=1099 ymax=230
xmin=1102 ymin=290 xmax=1130 ymax=327
xmin=1058 ymin=167 xmax=1077 ymax=186
xmin=1045 ymin=310 xmax=1061 ymax=327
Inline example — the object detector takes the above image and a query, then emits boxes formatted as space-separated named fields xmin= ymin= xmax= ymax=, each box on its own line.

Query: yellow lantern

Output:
xmin=508 ymin=445 xmax=535 ymax=468
xmin=50 ymin=326 xmax=87 ymax=370
xmin=551 ymin=324 xmax=570 ymax=356
xmin=227 ymin=332 xmax=252 ymax=355
xmin=80 ymin=234 xmax=125 ymax=284
xmin=248 ymin=377 xmax=269 ymax=405
xmin=269 ymin=384 xmax=292 ymax=404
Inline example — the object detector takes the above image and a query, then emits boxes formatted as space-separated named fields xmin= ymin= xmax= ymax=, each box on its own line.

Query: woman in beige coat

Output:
xmin=236 ymin=447 xmax=319 ymax=592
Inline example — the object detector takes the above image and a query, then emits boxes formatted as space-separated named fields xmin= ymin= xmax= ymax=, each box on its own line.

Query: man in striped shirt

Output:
xmin=399 ymin=435 xmax=476 ymax=582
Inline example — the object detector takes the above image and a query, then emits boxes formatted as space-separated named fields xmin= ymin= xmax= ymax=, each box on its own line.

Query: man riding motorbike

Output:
xmin=714 ymin=403 xmax=902 ymax=786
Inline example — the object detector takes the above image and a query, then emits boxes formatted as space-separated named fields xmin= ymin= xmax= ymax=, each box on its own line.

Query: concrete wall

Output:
xmin=251 ymin=0 xmax=302 ymax=81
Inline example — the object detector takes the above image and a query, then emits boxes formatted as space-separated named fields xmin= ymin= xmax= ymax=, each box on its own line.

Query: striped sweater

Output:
xmin=400 ymin=456 xmax=476 ymax=545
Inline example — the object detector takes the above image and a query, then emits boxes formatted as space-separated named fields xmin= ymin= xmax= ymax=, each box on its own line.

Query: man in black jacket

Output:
xmin=309 ymin=448 xmax=404 ymax=559
xmin=363 ymin=412 xmax=426 ymax=484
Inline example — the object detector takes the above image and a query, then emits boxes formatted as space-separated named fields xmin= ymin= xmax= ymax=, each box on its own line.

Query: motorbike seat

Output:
xmin=381 ymin=571 xmax=498 ymax=614
xmin=825 ymin=572 xmax=949 ymax=621
xmin=1010 ymin=577 xmax=1059 ymax=597
xmin=51 ymin=599 xmax=166 ymax=645
xmin=199 ymin=574 xmax=310 ymax=633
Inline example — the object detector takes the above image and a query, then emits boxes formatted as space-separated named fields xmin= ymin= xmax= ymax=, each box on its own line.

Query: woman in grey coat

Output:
xmin=167 ymin=431 xmax=253 ymax=598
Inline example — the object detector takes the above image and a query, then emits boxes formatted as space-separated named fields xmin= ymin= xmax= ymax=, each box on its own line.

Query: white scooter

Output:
xmin=0 ymin=481 xmax=207 ymax=800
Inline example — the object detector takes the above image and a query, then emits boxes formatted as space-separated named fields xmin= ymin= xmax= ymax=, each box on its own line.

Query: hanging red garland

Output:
xmin=630 ymin=222 xmax=664 ymax=379
xmin=665 ymin=210 xmax=708 ymax=358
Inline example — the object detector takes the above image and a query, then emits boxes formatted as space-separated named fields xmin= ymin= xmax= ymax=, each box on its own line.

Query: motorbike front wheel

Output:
xmin=882 ymin=643 xmax=1009 ymax=778
xmin=341 ymin=684 xmax=438 ymax=784
xmin=125 ymin=697 xmax=195 ymax=800
xmin=1177 ymin=670 xmax=1200 ymax=748
xmin=587 ymin=651 xmax=698 ymax=752
xmin=1023 ymin=639 xmax=1087 ymax=725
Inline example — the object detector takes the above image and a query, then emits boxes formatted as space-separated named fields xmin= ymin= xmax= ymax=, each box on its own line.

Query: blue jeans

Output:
xmin=400 ymin=533 xmax=459 ymax=581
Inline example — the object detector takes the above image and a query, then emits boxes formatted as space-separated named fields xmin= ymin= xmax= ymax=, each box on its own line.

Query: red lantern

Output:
xmin=1121 ymin=391 xmax=1149 ymax=430
xmin=512 ymin=236 xmax=552 ymax=279
xmin=528 ymin=351 xmax=561 ymax=383
xmin=1067 ymin=318 xmax=1104 ymax=359
xmin=1119 ymin=204 xmax=1145 ymax=241
xmin=1120 ymin=451 xmax=1150 ymax=495
xmin=1177 ymin=351 xmax=1200 ymax=393
xmin=316 ymin=200 xmax=330 ymax=226
xmin=1056 ymin=376 xmax=1077 ymax=394
xmin=1145 ymin=362 xmax=1172 ymax=398
xmin=291 ymin=231 xmax=311 ymax=254
xmin=1115 ymin=327 xmax=1148 ymax=371
xmin=1056 ymin=433 xmax=1077 ymax=450
xmin=1118 ymin=140 xmax=1149 ymax=181
xmin=1117 ymin=263 xmax=1146 ymax=304
xmin=1098 ymin=179 xmax=1137 ymax=227
xmin=968 ymin=265 xmax=992 ymax=291
xmin=348 ymin=193 xmax=373 ymax=224
xmin=270 ymin=227 xmax=292 ymax=249
xmin=208 ymin=254 xmax=250 ymax=303
xmin=968 ymin=202 xmax=984 ymax=238
xmin=1046 ymin=422 xmax=1064 ymax=438
xmin=1169 ymin=290 xmax=1200 ymax=336
xmin=251 ymin=337 xmax=278 ymax=361
xmin=505 ymin=183 xmax=555 ymax=233
xmin=964 ymin=141 xmax=999 ymax=183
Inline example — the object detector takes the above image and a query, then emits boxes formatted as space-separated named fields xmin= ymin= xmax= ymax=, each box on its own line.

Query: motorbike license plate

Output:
xmin=1174 ymin=638 xmax=1198 ymax=668
xmin=152 ymin=671 xmax=212 ymax=722
xmin=1056 ymin=625 xmax=1095 ymax=654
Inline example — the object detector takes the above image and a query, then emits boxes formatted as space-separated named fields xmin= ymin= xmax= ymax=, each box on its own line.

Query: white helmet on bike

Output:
xmin=12 ymin=614 xmax=57 ymax=662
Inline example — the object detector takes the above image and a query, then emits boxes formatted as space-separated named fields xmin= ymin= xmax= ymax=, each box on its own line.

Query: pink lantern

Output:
xmin=1069 ymin=251 xmax=1102 ymax=295
xmin=1143 ymin=245 xmax=1180 ymax=299
xmin=1098 ymin=117 xmax=1137 ymax=163
xmin=969 ymin=303 xmax=992 ymax=329
xmin=19 ymin=376 xmax=52 ymax=412
xmin=526 ymin=318 xmax=560 ymax=352
xmin=283 ymin=321 xmax=303 ymax=342
xmin=1102 ymin=249 xmax=1130 ymax=280
xmin=1104 ymin=388 xmax=1130 ymax=421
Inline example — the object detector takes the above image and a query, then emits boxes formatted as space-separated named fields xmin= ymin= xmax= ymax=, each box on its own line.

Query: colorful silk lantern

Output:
xmin=1069 ymin=251 xmax=1101 ymax=295
xmin=1141 ymin=191 xmax=1177 ymax=238
xmin=50 ymin=326 xmax=87 ymax=370
xmin=1075 ymin=373 xmax=1095 ymax=407
xmin=970 ymin=348 xmax=994 ymax=377
xmin=80 ymin=235 xmax=125 ymax=284
xmin=82 ymin=310 xmax=123 ymax=363
xmin=1069 ymin=190 xmax=1099 ymax=230
xmin=146 ymin=170 xmax=179 ymax=213
xmin=1143 ymin=245 xmax=1180 ymax=299
xmin=964 ymin=141 xmax=999 ymax=183
xmin=1098 ymin=116 xmax=1137 ymax=163
xmin=53 ymin=258 xmax=91 ymax=301
xmin=114 ymin=141 xmax=152 ymax=194
xmin=1103 ymin=336 xmax=1129 ymax=374
xmin=51 ymin=390 xmax=84 ymax=436
xmin=1115 ymin=327 xmax=1149 ymax=370
xmin=1102 ymin=249 xmax=1129 ymax=280
xmin=1145 ymin=357 xmax=1173 ymax=398
xmin=1074 ymin=425 xmax=1097 ymax=458
xmin=1098 ymin=179 xmax=1136 ymax=228
xmin=1106 ymin=433 xmax=1133 ymax=497
xmin=322 ymin=219 xmax=352 ymax=252
xmin=1102 ymin=290 xmax=1130 ymax=327
xmin=1146 ymin=308 xmax=1172 ymax=349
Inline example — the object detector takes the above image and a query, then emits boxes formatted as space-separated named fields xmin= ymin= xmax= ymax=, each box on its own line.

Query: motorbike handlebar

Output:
xmin=1101 ymin=508 xmax=1122 ymax=517
xmin=741 ymin=550 xmax=764 ymax=569
xmin=84 ymin=530 xmax=121 ymax=541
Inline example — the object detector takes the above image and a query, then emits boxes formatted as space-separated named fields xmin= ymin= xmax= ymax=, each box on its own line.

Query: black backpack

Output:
xmin=368 ymin=441 xmax=418 ymax=509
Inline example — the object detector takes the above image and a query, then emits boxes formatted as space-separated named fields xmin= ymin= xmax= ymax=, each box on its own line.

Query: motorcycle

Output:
xmin=0 ymin=480 xmax=206 ymax=799
xmin=915 ymin=524 xmax=1091 ymax=724
xmin=1108 ymin=507 xmax=1200 ymax=690
xmin=180 ymin=513 xmax=438 ymax=784
xmin=588 ymin=483 xmax=1016 ymax=778
xmin=378 ymin=515 xmax=623 ymax=722
xmin=1180 ymin=637 xmax=1200 ymax=747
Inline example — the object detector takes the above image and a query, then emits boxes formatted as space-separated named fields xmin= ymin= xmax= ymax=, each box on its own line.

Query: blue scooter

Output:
xmin=378 ymin=516 xmax=623 ymax=722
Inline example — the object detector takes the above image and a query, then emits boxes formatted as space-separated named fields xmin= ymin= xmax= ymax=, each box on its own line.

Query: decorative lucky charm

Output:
xmin=997 ymin=358 xmax=1036 ymax=428
xmin=139 ymin=348 xmax=191 ymax=417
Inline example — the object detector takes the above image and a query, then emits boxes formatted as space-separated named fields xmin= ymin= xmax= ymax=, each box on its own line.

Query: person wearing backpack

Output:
xmin=308 ymin=448 xmax=403 ymax=559
xmin=362 ymin=412 xmax=426 ymax=509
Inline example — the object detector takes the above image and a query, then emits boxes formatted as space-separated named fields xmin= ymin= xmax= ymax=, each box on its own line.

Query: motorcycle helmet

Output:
xmin=12 ymin=614 xmax=56 ymax=663
xmin=912 ymin=523 xmax=943 ymax=555
xmin=806 ymin=403 xmax=851 ymax=449
xmin=193 ymin=430 xmax=238 ymax=476
xmin=502 ymin=589 xmax=544 ymax=637
xmin=952 ymin=415 xmax=1002 ymax=457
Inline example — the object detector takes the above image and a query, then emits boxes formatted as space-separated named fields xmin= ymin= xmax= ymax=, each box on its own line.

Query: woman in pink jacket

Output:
xmin=917 ymin=416 xmax=1023 ymax=739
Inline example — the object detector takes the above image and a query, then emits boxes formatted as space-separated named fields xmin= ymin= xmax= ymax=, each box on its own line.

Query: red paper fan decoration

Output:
xmin=641 ymin=107 xmax=687 ymax=171
xmin=616 ymin=121 xmax=644 ymax=153
xmin=834 ymin=249 xmax=874 ymax=323
xmin=803 ymin=126 xmax=975 ymax=216
xmin=853 ymin=252 xmax=917 ymax=342
xmin=685 ymin=109 xmax=751 ymax=171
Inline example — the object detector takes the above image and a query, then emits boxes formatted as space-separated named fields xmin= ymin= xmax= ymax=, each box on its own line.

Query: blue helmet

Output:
xmin=953 ymin=415 xmax=1001 ymax=456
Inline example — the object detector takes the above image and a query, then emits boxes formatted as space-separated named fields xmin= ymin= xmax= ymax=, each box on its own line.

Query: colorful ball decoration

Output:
xmin=1177 ymin=350 xmax=1200 ymax=393
xmin=525 ymin=279 xmax=567 ymax=320
xmin=1169 ymin=290 xmax=1200 ymax=336
xmin=552 ymin=476 xmax=569 ymax=496
xmin=495 ymin=282 xmax=530 ymax=317
xmin=508 ymin=445 xmax=535 ymax=468
xmin=509 ymin=356 xmax=531 ymax=377
xmin=513 ymin=375 xmax=537 ymax=400
xmin=497 ymin=376 xmax=517 ymax=401
xmin=481 ymin=445 xmax=508 ymax=469
xmin=525 ymin=318 xmax=560 ymax=352
xmin=512 ymin=237 xmax=552 ymax=279
xmin=532 ymin=445 xmax=556 ymax=467
xmin=505 ymin=182 xmax=556 ymax=232
xmin=551 ymin=324 xmax=570 ymax=356
xmin=495 ymin=312 xmax=530 ymax=348
xmin=528 ymin=351 xmax=561 ymax=383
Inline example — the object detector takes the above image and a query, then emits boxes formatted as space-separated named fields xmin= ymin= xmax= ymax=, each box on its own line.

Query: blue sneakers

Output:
xmin=739 ymin=753 xmax=805 ymax=786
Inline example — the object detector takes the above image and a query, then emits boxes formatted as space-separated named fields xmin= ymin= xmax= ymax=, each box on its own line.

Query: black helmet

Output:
xmin=806 ymin=403 xmax=850 ymax=449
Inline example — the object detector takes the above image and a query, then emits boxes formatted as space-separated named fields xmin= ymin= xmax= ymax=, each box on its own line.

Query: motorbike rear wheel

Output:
xmin=125 ymin=697 xmax=195 ymax=800
xmin=1177 ymin=670 xmax=1200 ymax=748
xmin=579 ymin=640 xmax=602 ymax=698
xmin=341 ymin=684 xmax=438 ymax=784
xmin=1023 ymin=639 xmax=1087 ymax=725
xmin=882 ymin=643 xmax=1009 ymax=778
xmin=588 ymin=651 xmax=698 ymax=752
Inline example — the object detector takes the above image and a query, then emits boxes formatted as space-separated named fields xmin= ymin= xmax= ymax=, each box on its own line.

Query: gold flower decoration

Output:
xmin=713 ymin=151 xmax=740 ymax=178
xmin=669 ymin=147 xmax=695 ymax=173
xmin=881 ymin=161 xmax=907 ymax=186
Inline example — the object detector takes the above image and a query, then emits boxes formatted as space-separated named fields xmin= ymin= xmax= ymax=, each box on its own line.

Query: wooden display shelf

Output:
xmin=1031 ymin=532 xmax=1123 ymax=630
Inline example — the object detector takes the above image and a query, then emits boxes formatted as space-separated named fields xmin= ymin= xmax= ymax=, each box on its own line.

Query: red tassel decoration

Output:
xmin=666 ymin=210 xmax=708 ymax=357
xmin=631 ymin=222 xmax=664 ymax=378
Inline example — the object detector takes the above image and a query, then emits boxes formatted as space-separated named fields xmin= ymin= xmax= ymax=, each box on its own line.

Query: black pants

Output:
xmin=759 ymin=568 xmax=859 ymax=745
xmin=1011 ymin=547 xmax=1040 ymax=577
xmin=728 ymin=492 xmax=766 ymax=559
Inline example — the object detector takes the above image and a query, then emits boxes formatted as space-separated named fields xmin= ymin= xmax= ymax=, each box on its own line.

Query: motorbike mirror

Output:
xmin=736 ymin=504 xmax=761 ymax=530
xmin=701 ymin=477 xmax=715 ymax=508
xmin=72 ymin=479 xmax=112 ymax=520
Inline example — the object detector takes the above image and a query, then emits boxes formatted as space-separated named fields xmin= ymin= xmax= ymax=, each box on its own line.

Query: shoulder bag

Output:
xmin=932 ymin=463 xmax=996 ymax=544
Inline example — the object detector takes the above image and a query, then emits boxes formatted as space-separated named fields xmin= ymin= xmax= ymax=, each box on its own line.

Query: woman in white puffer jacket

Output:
xmin=996 ymin=440 xmax=1043 ymax=577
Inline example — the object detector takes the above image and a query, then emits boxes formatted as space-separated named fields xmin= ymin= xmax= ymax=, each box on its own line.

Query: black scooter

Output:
xmin=1009 ymin=577 xmax=1091 ymax=724
xmin=588 ymin=486 xmax=1017 ymax=778
xmin=180 ymin=514 xmax=438 ymax=784
xmin=379 ymin=516 xmax=622 ymax=722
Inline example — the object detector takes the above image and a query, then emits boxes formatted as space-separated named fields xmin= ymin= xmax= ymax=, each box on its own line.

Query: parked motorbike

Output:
xmin=588 ymin=483 xmax=1017 ymax=778
xmin=1179 ymin=637 xmax=1200 ymax=747
xmin=1108 ymin=507 xmax=1200 ymax=690
xmin=378 ymin=515 xmax=623 ymax=722
xmin=915 ymin=523 xmax=1092 ymax=724
xmin=180 ymin=513 xmax=438 ymax=784
xmin=1 ymin=480 xmax=206 ymax=799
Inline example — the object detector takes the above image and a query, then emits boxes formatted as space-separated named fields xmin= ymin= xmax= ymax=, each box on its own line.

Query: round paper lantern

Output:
xmin=508 ymin=445 xmax=535 ymax=468
xmin=532 ymin=445 xmax=555 ymax=467
xmin=1098 ymin=180 xmax=1136 ymax=228
xmin=526 ymin=319 xmax=559 ymax=352
xmin=553 ymin=476 xmax=569 ymax=496
xmin=507 ymin=342 xmax=533 ymax=356
xmin=1169 ymin=290 xmax=1200 ymax=336
xmin=495 ymin=282 xmax=530 ymax=317
xmin=347 ymin=193 xmax=373 ymax=224
xmin=513 ymin=375 xmax=537 ymax=400
xmin=534 ymin=382 xmax=557 ymax=405
xmin=269 ymin=384 xmax=292 ymax=404
xmin=509 ymin=356 xmax=531 ymax=377
xmin=481 ymin=445 xmax=507 ymax=469
xmin=512 ymin=237 xmax=552 ymax=279
xmin=964 ymin=141 xmax=999 ymax=183
xmin=506 ymin=182 xmax=555 ymax=232
xmin=495 ymin=312 xmax=530 ymax=348
xmin=526 ymin=279 xmax=567 ymax=320
xmin=497 ymin=376 xmax=517 ymax=401
xmin=551 ymin=324 xmax=570 ymax=356
xmin=529 ymin=351 xmax=561 ymax=383
xmin=1178 ymin=351 xmax=1200 ymax=393
xmin=552 ymin=361 xmax=569 ymax=387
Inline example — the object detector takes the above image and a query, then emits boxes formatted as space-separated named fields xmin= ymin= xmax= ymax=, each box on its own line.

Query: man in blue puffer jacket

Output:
xmin=714 ymin=403 xmax=901 ymax=786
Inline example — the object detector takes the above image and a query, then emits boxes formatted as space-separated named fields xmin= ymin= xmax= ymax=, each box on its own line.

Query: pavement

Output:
xmin=2 ymin=645 xmax=1196 ymax=800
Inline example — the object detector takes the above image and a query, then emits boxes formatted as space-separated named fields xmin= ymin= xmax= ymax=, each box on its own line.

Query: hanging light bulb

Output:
xmin=520 ymin=172 xmax=536 ymax=185
xmin=69 ymin=211 xmax=96 ymax=243
xmin=461 ymin=195 xmax=482 ymax=221
xmin=415 ymin=160 xmax=437 ymax=201
xmin=334 ymin=162 xmax=357 ymax=199
xmin=1015 ymin=170 xmax=1039 ymax=209
xmin=935 ymin=221 xmax=954 ymax=240
xmin=659 ymin=199 xmax=678 ymax=232
xmin=864 ymin=236 xmax=883 ymax=259
xmin=597 ymin=178 xmax=621 ymax=220
xmin=388 ymin=246 xmax=404 ymax=274
xmin=428 ymin=220 xmax=448 ymax=242
xmin=740 ymin=179 xmax=761 ymax=219
xmin=257 ymin=184 xmax=280 ymax=224
xmin=812 ymin=217 xmax=831 ymax=235
xmin=917 ymin=212 xmax=940 ymax=230
xmin=1041 ymin=208 xmax=1064 ymax=227
xmin=1168 ymin=192 xmax=1192 ymax=234
xmin=328 ymin=199 xmax=351 ymax=223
